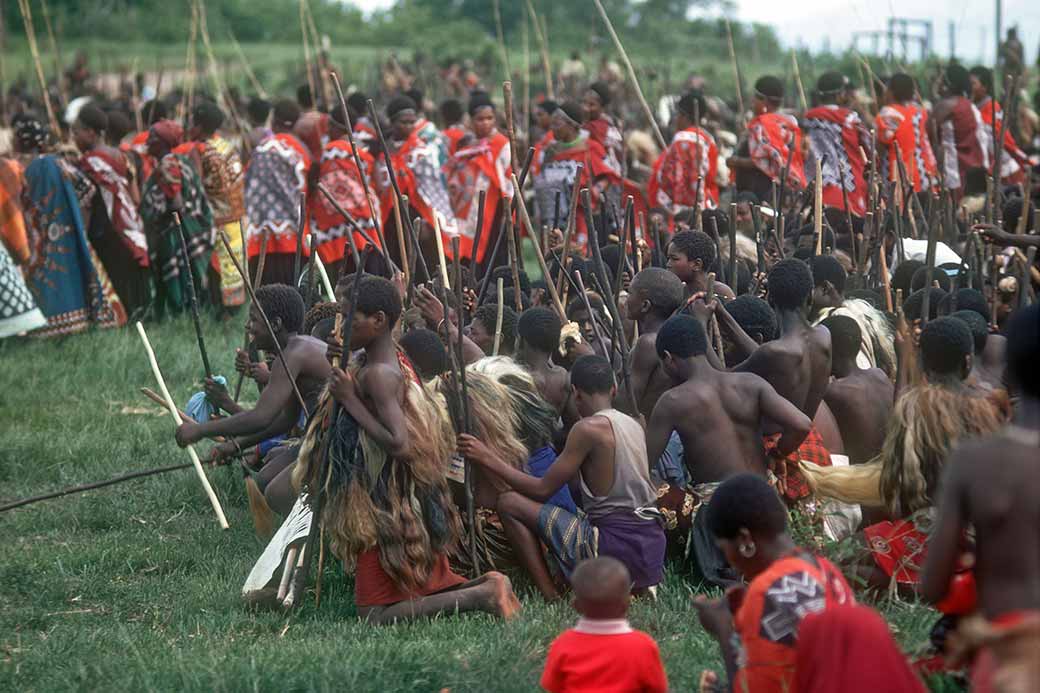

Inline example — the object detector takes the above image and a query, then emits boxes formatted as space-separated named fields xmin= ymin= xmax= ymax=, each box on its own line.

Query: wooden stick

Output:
xmin=16 ymin=0 xmax=60 ymax=140
xmin=584 ymin=189 xmax=638 ymax=414
xmin=277 ymin=545 xmax=299 ymax=601
xmin=365 ymin=98 xmax=410 ymax=273
xmin=218 ymin=231 xmax=309 ymax=416
xmin=136 ymin=322 xmax=229 ymax=530
xmin=813 ymin=158 xmax=823 ymax=255
xmin=228 ymin=29 xmax=267 ymax=98
xmin=0 ymin=462 xmax=195 ymax=513
xmin=492 ymin=0 xmax=510 ymax=78
xmin=920 ymin=213 xmax=939 ymax=325
xmin=39 ymin=0 xmax=66 ymax=108
xmin=299 ymin=0 xmax=316 ymax=114
xmin=524 ymin=0 xmax=554 ymax=99
xmin=503 ymin=81 xmax=520 ymax=190
xmin=433 ymin=216 xmax=452 ymax=292
xmin=314 ymin=183 xmax=381 ymax=266
xmin=791 ymin=49 xmax=807 ymax=111
xmin=451 ymin=236 xmax=480 ymax=576
xmin=724 ymin=18 xmax=746 ymax=129
xmin=492 ymin=278 xmax=505 ymax=356
xmin=513 ymin=174 xmax=566 ymax=319
xmin=173 ymin=212 xmax=213 ymax=379
xmin=574 ymin=271 xmax=611 ymax=362
xmin=470 ymin=189 xmax=487 ymax=268
xmin=556 ymin=165 xmax=585 ymax=299
xmin=591 ymin=0 xmax=666 ymax=149
xmin=505 ymin=213 xmax=522 ymax=312
xmin=140 ymin=387 xmax=197 ymax=426
xmin=879 ymin=242 xmax=893 ymax=312
xmin=306 ymin=234 xmax=336 ymax=300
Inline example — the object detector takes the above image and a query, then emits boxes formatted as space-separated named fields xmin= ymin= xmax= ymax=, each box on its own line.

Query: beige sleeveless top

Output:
xmin=578 ymin=408 xmax=657 ymax=520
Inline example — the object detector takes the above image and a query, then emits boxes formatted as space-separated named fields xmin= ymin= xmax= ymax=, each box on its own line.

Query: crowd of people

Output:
xmin=2 ymin=40 xmax=1040 ymax=692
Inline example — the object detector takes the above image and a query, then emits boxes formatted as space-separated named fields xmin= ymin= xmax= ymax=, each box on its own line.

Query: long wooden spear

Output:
xmin=583 ymin=188 xmax=638 ymax=414
xmin=0 ymin=462 xmax=195 ymax=514
xmin=791 ymin=49 xmax=808 ymax=111
xmin=173 ymin=212 xmax=213 ymax=379
xmin=228 ymin=30 xmax=267 ymax=99
xmin=591 ymin=0 xmax=666 ymax=149
xmin=15 ymin=0 xmax=60 ymax=140
xmin=452 ymin=236 xmax=479 ymax=575
xmin=218 ymin=230 xmax=310 ymax=417
xmin=136 ymin=322 xmax=229 ymax=529
xmin=523 ymin=0 xmax=554 ymax=99
xmin=724 ymin=18 xmax=747 ymax=129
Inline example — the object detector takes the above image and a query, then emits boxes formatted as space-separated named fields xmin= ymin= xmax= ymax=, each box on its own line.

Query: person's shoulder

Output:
xmin=626 ymin=628 xmax=661 ymax=651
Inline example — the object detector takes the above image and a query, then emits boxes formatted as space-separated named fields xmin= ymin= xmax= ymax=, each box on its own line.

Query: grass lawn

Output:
xmin=0 ymin=313 xmax=953 ymax=691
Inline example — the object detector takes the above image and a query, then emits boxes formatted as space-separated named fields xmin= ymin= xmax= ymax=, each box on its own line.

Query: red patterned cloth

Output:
xmin=876 ymin=103 xmax=938 ymax=193
xmin=763 ymin=424 xmax=831 ymax=502
xmin=244 ymin=132 xmax=312 ymax=259
xmin=374 ymin=127 xmax=458 ymax=238
xmin=863 ymin=512 xmax=930 ymax=585
xmin=978 ymin=97 xmax=1029 ymax=184
xmin=747 ymin=112 xmax=806 ymax=188
xmin=354 ymin=548 xmax=465 ymax=607
xmin=804 ymin=105 xmax=871 ymax=217
xmin=443 ymin=125 xmax=467 ymax=157
xmin=444 ymin=131 xmax=512 ymax=263
xmin=310 ymin=139 xmax=381 ymax=265
xmin=78 ymin=149 xmax=149 ymax=267
xmin=582 ymin=115 xmax=623 ymax=174
xmin=648 ymin=125 xmax=719 ymax=216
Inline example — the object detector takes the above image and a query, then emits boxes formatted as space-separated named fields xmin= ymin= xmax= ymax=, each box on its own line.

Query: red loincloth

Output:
xmin=354 ymin=548 xmax=466 ymax=607
xmin=763 ymin=424 xmax=831 ymax=502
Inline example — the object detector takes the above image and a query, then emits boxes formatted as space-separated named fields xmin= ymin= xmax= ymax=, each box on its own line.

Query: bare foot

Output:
xmin=483 ymin=571 xmax=521 ymax=620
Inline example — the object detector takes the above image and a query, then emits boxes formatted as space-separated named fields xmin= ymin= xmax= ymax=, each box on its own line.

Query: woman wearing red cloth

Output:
xmin=648 ymin=91 xmax=719 ymax=220
xmin=803 ymin=71 xmax=872 ymax=218
xmin=373 ymin=94 xmax=459 ymax=270
xmin=73 ymin=104 xmax=152 ymax=316
xmin=532 ymin=101 xmax=621 ymax=248
xmin=876 ymin=73 xmax=939 ymax=194
xmin=581 ymin=82 xmax=624 ymax=175
xmin=244 ymin=99 xmax=312 ymax=286
xmin=692 ymin=473 xmax=856 ymax=693
xmin=444 ymin=92 xmax=512 ymax=266
xmin=309 ymin=104 xmax=381 ymax=282
xmin=728 ymin=76 xmax=806 ymax=208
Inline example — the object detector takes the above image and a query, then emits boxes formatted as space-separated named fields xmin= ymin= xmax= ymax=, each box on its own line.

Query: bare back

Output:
xmin=739 ymin=323 xmax=831 ymax=420
xmin=952 ymin=434 xmax=1040 ymax=618
xmin=660 ymin=370 xmax=773 ymax=484
xmin=824 ymin=368 xmax=894 ymax=464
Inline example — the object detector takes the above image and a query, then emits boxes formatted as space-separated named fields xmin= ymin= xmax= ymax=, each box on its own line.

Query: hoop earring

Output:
xmin=739 ymin=542 xmax=756 ymax=558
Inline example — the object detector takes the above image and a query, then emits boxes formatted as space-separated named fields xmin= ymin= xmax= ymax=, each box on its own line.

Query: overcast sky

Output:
xmin=348 ymin=0 xmax=1039 ymax=66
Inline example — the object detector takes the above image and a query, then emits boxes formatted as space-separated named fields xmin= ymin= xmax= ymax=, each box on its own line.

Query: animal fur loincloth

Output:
xmin=292 ymin=352 xmax=461 ymax=594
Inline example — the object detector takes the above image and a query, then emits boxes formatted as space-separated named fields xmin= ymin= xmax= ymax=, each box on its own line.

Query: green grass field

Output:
xmin=0 ymin=314 xmax=953 ymax=691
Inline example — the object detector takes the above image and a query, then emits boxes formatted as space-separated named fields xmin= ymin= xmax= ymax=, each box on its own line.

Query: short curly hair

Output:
xmin=472 ymin=303 xmax=518 ymax=348
xmin=517 ymin=306 xmax=562 ymax=354
xmin=570 ymin=355 xmax=615 ymax=394
xmin=354 ymin=275 xmax=402 ymax=327
xmin=821 ymin=314 xmax=861 ymax=362
xmin=767 ymin=258 xmax=814 ymax=310
xmin=399 ymin=328 xmax=449 ymax=379
xmin=949 ymin=310 xmax=988 ymax=355
xmin=891 ymin=259 xmax=924 ymax=297
xmin=256 ymin=283 xmax=305 ymax=333
xmin=726 ymin=295 xmax=776 ymax=342
xmin=630 ymin=267 xmax=684 ymax=319
xmin=655 ymin=315 xmax=707 ymax=359
xmin=902 ymin=287 xmax=948 ymax=322
xmin=706 ymin=472 xmax=788 ymax=540
xmin=669 ymin=230 xmax=716 ymax=269
xmin=939 ymin=288 xmax=989 ymax=321
xmin=919 ymin=316 xmax=972 ymax=377
xmin=810 ymin=254 xmax=847 ymax=293
xmin=303 ymin=301 xmax=340 ymax=335
xmin=911 ymin=266 xmax=952 ymax=292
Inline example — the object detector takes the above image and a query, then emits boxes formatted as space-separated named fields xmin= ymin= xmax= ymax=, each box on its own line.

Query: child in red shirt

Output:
xmin=540 ymin=557 xmax=668 ymax=693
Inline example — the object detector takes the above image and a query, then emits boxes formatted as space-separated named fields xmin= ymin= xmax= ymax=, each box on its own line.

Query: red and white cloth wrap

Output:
xmin=804 ymin=105 xmax=872 ymax=217
xmin=310 ymin=139 xmax=382 ymax=266
xmin=444 ymin=131 xmax=512 ymax=263
xmin=648 ymin=125 xmax=719 ymax=216
xmin=244 ymin=132 xmax=312 ymax=258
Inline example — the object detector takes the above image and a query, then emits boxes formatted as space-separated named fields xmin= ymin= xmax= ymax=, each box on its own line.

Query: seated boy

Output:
xmin=458 ymin=355 xmax=666 ymax=601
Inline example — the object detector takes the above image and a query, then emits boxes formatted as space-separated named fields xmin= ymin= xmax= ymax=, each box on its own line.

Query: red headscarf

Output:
xmin=150 ymin=119 xmax=184 ymax=149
